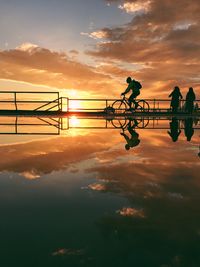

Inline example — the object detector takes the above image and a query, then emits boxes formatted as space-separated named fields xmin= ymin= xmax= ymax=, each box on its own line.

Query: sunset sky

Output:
xmin=0 ymin=0 xmax=200 ymax=98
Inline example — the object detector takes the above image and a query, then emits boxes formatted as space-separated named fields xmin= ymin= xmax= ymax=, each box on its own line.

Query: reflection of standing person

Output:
xmin=169 ymin=86 xmax=183 ymax=113
xmin=185 ymin=87 xmax=196 ymax=113
xmin=121 ymin=119 xmax=140 ymax=150
xmin=184 ymin=118 xmax=194 ymax=141
xmin=167 ymin=117 xmax=181 ymax=142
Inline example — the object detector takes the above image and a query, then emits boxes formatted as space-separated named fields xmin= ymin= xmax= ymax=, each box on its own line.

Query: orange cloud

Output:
xmin=86 ymin=0 xmax=200 ymax=97
xmin=0 ymin=43 xmax=122 ymax=97
xmin=119 ymin=1 xmax=151 ymax=13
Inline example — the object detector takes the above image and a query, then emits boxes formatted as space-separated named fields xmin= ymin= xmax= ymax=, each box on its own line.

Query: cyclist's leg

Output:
xmin=128 ymin=94 xmax=135 ymax=109
xmin=133 ymin=99 xmax=138 ymax=108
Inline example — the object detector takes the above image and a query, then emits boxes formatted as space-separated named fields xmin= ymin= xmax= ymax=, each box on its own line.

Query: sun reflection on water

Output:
xmin=69 ymin=116 xmax=80 ymax=127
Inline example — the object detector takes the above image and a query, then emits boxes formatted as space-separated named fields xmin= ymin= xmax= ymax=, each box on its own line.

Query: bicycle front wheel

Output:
xmin=137 ymin=100 xmax=150 ymax=112
xmin=112 ymin=100 xmax=127 ymax=113
xmin=111 ymin=119 xmax=127 ymax=129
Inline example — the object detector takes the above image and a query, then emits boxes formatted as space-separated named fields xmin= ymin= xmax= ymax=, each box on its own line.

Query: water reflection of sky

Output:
xmin=0 ymin=128 xmax=199 ymax=266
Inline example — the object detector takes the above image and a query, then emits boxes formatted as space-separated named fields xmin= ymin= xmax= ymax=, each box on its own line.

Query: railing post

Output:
xmin=67 ymin=117 xmax=69 ymax=129
xmin=61 ymin=97 xmax=63 ymax=112
xmin=58 ymin=118 xmax=61 ymax=134
xmin=15 ymin=116 xmax=18 ymax=133
xmin=57 ymin=92 xmax=60 ymax=111
xmin=67 ymin=98 xmax=69 ymax=112
xmin=153 ymin=99 xmax=155 ymax=111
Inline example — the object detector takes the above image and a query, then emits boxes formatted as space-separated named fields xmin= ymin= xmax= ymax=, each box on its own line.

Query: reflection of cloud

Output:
xmin=88 ymin=183 xmax=106 ymax=191
xmin=0 ymin=128 xmax=198 ymax=187
xmin=92 ymin=129 xmax=200 ymax=266
xmin=0 ymin=133 xmax=118 ymax=178
xmin=167 ymin=192 xmax=184 ymax=200
xmin=52 ymin=248 xmax=85 ymax=256
xmin=117 ymin=207 xmax=145 ymax=218
xmin=86 ymin=129 xmax=200 ymax=200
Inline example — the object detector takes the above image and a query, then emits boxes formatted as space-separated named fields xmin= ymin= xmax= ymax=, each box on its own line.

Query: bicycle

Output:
xmin=110 ymin=96 xmax=150 ymax=129
xmin=112 ymin=96 xmax=149 ymax=114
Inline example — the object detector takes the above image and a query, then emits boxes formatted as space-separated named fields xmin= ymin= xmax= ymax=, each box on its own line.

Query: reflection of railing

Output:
xmin=63 ymin=117 xmax=200 ymax=130
xmin=0 ymin=116 xmax=199 ymax=135
xmin=0 ymin=117 xmax=60 ymax=135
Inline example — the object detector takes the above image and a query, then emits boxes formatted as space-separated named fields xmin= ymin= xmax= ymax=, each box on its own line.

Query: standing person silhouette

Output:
xmin=169 ymin=86 xmax=183 ymax=113
xmin=167 ymin=117 xmax=181 ymax=142
xmin=185 ymin=87 xmax=196 ymax=113
xmin=121 ymin=77 xmax=142 ymax=109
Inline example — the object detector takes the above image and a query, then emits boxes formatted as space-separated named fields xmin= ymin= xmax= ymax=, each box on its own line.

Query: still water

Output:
xmin=0 ymin=117 xmax=199 ymax=267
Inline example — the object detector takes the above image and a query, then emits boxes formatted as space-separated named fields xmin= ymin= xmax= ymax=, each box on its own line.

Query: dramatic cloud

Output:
xmin=0 ymin=43 xmax=124 ymax=96
xmin=118 ymin=0 xmax=151 ymax=13
xmin=86 ymin=0 xmax=200 ymax=96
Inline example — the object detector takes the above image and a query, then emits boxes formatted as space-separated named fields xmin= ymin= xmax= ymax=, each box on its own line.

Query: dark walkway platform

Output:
xmin=0 ymin=109 xmax=199 ymax=118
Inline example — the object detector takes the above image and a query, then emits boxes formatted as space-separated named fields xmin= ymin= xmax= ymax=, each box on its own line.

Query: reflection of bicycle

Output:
xmin=112 ymin=96 xmax=150 ymax=114
xmin=110 ymin=96 xmax=150 ymax=129
xmin=111 ymin=116 xmax=149 ymax=129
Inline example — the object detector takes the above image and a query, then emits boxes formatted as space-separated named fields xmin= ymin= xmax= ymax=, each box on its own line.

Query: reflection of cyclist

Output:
xmin=121 ymin=77 xmax=142 ymax=109
xmin=121 ymin=119 xmax=140 ymax=150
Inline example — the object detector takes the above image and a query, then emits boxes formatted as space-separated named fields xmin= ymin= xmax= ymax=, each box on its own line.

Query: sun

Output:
xmin=69 ymin=100 xmax=82 ymax=111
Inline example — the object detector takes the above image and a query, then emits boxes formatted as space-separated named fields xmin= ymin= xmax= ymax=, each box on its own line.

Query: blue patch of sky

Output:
xmin=0 ymin=0 xmax=131 ymax=52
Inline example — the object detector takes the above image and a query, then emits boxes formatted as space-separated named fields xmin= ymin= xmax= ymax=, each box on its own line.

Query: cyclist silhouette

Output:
xmin=121 ymin=77 xmax=142 ymax=109
xmin=121 ymin=119 xmax=140 ymax=150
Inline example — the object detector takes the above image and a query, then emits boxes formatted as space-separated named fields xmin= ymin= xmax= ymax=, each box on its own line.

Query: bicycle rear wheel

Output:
xmin=137 ymin=100 xmax=150 ymax=112
xmin=112 ymin=100 xmax=127 ymax=113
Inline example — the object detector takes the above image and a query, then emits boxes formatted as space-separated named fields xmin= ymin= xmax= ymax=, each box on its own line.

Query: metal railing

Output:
xmin=0 ymin=91 xmax=199 ymax=113
xmin=65 ymin=98 xmax=200 ymax=113
xmin=0 ymin=91 xmax=60 ymax=111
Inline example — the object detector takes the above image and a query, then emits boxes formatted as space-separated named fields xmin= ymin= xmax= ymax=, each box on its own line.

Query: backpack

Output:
xmin=134 ymin=81 xmax=142 ymax=90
